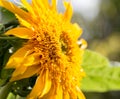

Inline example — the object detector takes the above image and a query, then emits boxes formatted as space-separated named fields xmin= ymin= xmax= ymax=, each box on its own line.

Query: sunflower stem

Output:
xmin=0 ymin=82 xmax=12 ymax=99
xmin=0 ymin=36 xmax=19 ymax=40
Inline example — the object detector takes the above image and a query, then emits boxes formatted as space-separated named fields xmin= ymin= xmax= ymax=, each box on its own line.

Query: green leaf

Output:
xmin=7 ymin=93 xmax=15 ymax=99
xmin=7 ymin=93 xmax=26 ymax=99
xmin=0 ymin=24 xmax=4 ymax=31
xmin=0 ymin=82 xmax=12 ymax=99
xmin=0 ymin=7 xmax=16 ymax=24
xmin=0 ymin=69 xmax=14 ymax=86
xmin=16 ymin=95 xmax=26 ymax=99
xmin=82 ymin=50 xmax=110 ymax=68
xmin=81 ymin=50 xmax=120 ymax=92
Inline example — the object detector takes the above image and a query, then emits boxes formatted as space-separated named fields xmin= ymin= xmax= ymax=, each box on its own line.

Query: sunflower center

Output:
xmin=26 ymin=27 xmax=82 ymax=93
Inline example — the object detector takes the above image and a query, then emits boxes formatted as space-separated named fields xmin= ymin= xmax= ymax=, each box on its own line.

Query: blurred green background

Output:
xmin=71 ymin=0 xmax=120 ymax=62
xmin=71 ymin=0 xmax=120 ymax=99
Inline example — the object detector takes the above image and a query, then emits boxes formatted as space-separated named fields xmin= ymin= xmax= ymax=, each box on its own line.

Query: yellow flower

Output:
xmin=0 ymin=0 xmax=87 ymax=99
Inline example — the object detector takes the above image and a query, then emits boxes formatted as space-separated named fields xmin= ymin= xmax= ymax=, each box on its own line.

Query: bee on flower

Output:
xmin=0 ymin=0 xmax=87 ymax=99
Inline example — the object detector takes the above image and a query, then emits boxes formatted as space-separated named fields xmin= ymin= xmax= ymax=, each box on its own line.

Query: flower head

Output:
xmin=0 ymin=0 xmax=87 ymax=99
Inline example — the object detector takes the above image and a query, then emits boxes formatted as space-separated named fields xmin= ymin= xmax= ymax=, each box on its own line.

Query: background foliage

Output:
xmin=72 ymin=0 xmax=120 ymax=98
xmin=72 ymin=0 xmax=120 ymax=61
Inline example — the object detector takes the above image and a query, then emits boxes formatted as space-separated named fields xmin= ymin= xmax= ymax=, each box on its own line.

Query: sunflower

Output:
xmin=0 ymin=0 xmax=87 ymax=99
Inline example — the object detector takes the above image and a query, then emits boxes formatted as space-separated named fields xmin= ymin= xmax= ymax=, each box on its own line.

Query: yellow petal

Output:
xmin=5 ymin=27 xmax=34 ymax=39
xmin=40 ymin=0 xmax=50 ymax=9
xmin=40 ymin=84 xmax=55 ymax=99
xmin=27 ymin=70 xmax=50 ymax=99
xmin=21 ymin=0 xmax=34 ymax=15
xmin=62 ymin=23 xmax=82 ymax=41
xmin=0 ymin=1 xmax=3 ymax=6
xmin=63 ymin=92 xmax=70 ymax=99
xmin=0 ymin=0 xmax=30 ymax=22
xmin=55 ymin=84 xmax=63 ymax=99
xmin=72 ymin=23 xmax=83 ymax=39
xmin=32 ymin=0 xmax=47 ymax=10
xmin=5 ymin=46 xmax=31 ymax=69
xmin=31 ymin=0 xmax=42 ymax=16
xmin=10 ymin=65 xmax=40 ymax=81
xmin=51 ymin=0 xmax=57 ymax=10
xmin=41 ymin=83 xmax=63 ymax=99
xmin=23 ymin=53 xmax=43 ymax=67
xmin=23 ymin=54 xmax=35 ymax=66
xmin=77 ymin=90 xmax=85 ymax=99
xmin=24 ymin=52 xmax=43 ymax=66
xmin=68 ymin=88 xmax=78 ymax=99
xmin=64 ymin=1 xmax=73 ymax=22
xmin=12 ymin=65 xmax=27 ymax=77
xmin=16 ymin=15 xmax=31 ymax=28
xmin=39 ymin=69 xmax=51 ymax=98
